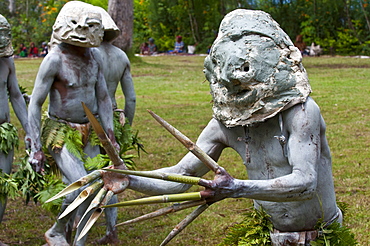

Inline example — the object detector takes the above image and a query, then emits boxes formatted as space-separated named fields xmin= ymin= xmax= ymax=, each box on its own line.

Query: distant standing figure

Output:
xmin=148 ymin=38 xmax=157 ymax=55
xmin=28 ymin=42 xmax=39 ymax=57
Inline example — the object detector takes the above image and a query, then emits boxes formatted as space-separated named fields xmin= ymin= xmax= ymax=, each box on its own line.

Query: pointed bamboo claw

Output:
xmin=58 ymin=179 xmax=104 ymax=219
xmin=77 ymin=187 xmax=108 ymax=228
xmin=103 ymin=168 xmax=202 ymax=185
xmin=82 ymin=102 xmax=125 ymax=168
xmin=77 ymin=190 xmax=114 ymax=242
xmin=103 ymin=192 xmax=202 ymax=208
xmin=160 ymin=204 xmax=209 ymax=246
xmin=45 ymin=170 xmax=102 ymax=203
xmin=148 ymin=110 xmax=220 ymax=173
xmin=116 ymin=200 xmax=206 ymax=226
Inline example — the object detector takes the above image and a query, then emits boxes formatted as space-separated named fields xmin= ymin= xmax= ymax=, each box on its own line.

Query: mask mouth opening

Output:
xmin=236 ymin=88 xmax=252 ymax=97
xmin=70 ymin=35 xmax=87 ymax=42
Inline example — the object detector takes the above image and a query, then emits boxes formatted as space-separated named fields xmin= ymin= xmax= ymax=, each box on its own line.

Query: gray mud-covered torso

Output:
xmin=209 ymin=98 xmax=337 ymax=231
xmin=47 ymin=45 xmax=100 ymax=123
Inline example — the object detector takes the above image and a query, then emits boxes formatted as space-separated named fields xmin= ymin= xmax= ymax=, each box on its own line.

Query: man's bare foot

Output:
xmin=96 ymin=230 xmax=119 ymax=245
xmin=45 ymin=227 xmax=69 ymax=246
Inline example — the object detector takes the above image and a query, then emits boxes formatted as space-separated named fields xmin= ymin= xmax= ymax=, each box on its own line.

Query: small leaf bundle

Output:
xmin=0 ymin=122 xmax=19 ymax=154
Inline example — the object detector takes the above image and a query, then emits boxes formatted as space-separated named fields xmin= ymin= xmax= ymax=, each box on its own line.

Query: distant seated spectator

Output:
xmin=28 ymin=42 xmax=39 ymax=57
xmin=294 ymin=35 xmax=309 ymax=56
xmin=169 ymin=35 xmax=184 ymax=54
xmin=140 ymin=42 xmax=149 ymax=55
xmin=18 ymin=43 xmax=27 ymax=57
xmin=148 ymin=38 xmax=157 ymax=55
xmin=40 ymin=42 xmax=48 ymax=57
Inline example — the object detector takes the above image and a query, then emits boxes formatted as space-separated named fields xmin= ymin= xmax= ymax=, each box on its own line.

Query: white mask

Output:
xmin=52 ymin=1 xmax=104 ymax=47
xmin=204 ymin=9 xmax=311 ymax=127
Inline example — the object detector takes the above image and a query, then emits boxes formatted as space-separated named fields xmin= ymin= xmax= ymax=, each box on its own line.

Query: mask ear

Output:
xmin=204 ymin=55 xmax=217 ymax=84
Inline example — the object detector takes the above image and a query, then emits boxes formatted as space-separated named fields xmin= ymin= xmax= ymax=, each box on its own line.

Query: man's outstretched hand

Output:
xmin=29 ymin=150 xmax=46 ymax=173
xmin=101 ymin=164 xmax=129 ymax=195
xmin=200 ymin=166 xmax=238 ymax=204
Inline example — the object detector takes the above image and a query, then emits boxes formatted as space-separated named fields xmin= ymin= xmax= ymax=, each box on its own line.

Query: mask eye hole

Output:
xmin=242 ymin=62 xmax=250 ymax=72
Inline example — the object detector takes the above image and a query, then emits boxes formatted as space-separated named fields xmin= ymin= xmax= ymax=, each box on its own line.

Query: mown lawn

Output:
xmin=0 ymin=55 xmax=369 ymax=245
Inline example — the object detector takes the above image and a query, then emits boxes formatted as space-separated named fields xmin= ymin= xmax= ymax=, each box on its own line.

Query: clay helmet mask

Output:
xmin=52 ymin=1 xmax=104 ymax=47
xmin=0 ymin=14 xmax=13 ymax=57
xmin=95 ymin=6 xmax=120 ymax=42
xmin=204 ymin=9 xmax=311 ymax=127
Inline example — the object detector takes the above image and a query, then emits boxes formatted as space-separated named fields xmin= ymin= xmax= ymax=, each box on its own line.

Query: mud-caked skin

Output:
xmin=0 ymin=14 xmax=30 ymax=246
xmin=126 ymin=9 xmax=341 ymax=239
xmin=94 ymin=6 xmax=136 ymax=125
xmin=27 ymin=2 xmax=117 ymax=245
xmin=68 ymin=9 xmax=340 ymax=246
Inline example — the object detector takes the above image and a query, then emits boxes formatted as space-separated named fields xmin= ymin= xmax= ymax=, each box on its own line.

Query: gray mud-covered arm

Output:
xmin=7 ymin=57 xmax=29 ymax=135
xmin=28 ymin=54 xmax=60 ymax=152
xmin=93 ymin=49 xmax=116 ymax=144
xmin=128 ymin=119 xmax=227 ymax=195
xmin=28 ymin=54 xmax=60 ymax=172
xmin=120 ymin=52 xmax=136 ymax=125
xmin=213 ymin=99 xmax=321 ymax=202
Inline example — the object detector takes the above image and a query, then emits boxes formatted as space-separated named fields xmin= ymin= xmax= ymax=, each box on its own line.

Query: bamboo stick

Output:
xmin=77 ymin=190 xmax=114 ymax=242
xmin=160 ymin=204 xmax=209 ymax=246
xmin=77 ymin=187 xmax=108 ymax=228
xmin=147 ymin=110 xmax=220 ymax=173
xmin=103 ymin=168 xmax=202 ymax=185
xmin=103 ymin=192 xmax=202 ymax=208
xmin=116 ymin=200 xmax=207 ymax=226
xmin=82 ymin=102 xmax=126 ymax=168
xmin=58 ymin=179 xmax=104 ymax=219
xmin=45 ymin=170 xmax=101 ymax=203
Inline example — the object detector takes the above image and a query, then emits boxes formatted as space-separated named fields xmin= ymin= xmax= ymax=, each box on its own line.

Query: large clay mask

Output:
xmin=0 ymin=14 xmax=13 ymax=57
xmin=204 ymin=9 xmax=311 ymax=127
xmin=52 ymin=1 xmax=104 ymax=47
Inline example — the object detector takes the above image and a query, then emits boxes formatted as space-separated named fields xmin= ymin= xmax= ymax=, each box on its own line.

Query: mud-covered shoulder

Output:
xmin=283 ymin=97 xmax=322 ymax=133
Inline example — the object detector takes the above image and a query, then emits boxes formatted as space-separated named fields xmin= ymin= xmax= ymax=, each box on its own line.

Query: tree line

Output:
xmin=2 ymin=0 xmax=370 ymax=56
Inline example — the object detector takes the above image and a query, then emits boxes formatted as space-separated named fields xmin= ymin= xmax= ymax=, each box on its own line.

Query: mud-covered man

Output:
xmin=27 ymin=2 xmax=118 ymax=245
xmin=98 ymin=9 xmax=341 ymax=245
xmin=0 ymin=14 xmax=30 ymax=246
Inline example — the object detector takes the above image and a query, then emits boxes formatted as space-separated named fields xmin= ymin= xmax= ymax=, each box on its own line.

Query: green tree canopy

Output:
xmin=2 ymin=0 xmax=370 ymax=55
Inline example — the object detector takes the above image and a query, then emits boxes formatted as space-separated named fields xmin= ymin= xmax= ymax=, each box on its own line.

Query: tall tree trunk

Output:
xmin=360 ymin=0 xmax=370 ymax=31
xmin=8 ymin=0 xmax=15 ymax=15
xmin=188 ymin=0 xmax=199 ymax=44
xmin=343 ymin=0 xmax=362 ymax=43
xmin=108 ymin=0 xmax=133 ymax=51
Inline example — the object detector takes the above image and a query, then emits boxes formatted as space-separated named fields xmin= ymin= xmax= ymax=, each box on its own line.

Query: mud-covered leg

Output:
xmin=0 ymin=149 xmax=13 ymax=223
xmin=46 ymin=144 xmax=95 ymax=245
xmin=96 ymin=195 xmax=119 ymax=245
xmin=45 ymin=190 xmax=81 ymax=246
xmin=73 ymin=193 xmax=97 ymax=246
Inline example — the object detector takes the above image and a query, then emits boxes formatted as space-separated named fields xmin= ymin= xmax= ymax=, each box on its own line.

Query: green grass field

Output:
xmin=1 ymin=55 xmax=369 ymax=245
